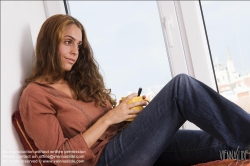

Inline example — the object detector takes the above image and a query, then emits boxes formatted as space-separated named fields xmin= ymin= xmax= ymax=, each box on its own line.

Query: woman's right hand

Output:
xmin=103 ymin=93 xmax=148 ymax=126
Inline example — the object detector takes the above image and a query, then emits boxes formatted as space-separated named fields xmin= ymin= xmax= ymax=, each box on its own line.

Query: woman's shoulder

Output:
xmin=21 ymin=82 xmax=52 ymax=98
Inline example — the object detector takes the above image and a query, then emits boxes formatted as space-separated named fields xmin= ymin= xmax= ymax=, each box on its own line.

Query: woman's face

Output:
xmin=58 ymin=24 xmax=82 ymax=71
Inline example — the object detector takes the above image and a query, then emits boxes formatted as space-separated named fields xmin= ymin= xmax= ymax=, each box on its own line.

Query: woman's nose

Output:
xmin=71 ymin=44 xmax=79 ymax=55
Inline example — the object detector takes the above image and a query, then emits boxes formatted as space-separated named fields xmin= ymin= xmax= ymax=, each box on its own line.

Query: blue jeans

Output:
xmin=96 ymin=74 xmax=250 ymax=166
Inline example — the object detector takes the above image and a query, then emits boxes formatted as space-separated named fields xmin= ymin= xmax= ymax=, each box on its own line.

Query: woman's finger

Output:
xmin=123 ymin=93 xmax=137 ymax=103
xmin=128 ymin=108 xmax=142 ymax=115
xmin=127 ymin=114 xmax=138 ymax=119
xmin=127 ymin=101 xmax=147 ymax=109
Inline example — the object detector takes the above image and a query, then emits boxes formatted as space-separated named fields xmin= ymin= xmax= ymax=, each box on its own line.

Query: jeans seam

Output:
xmin=106 ymin=102 xmax=172 ymax=166
xmin=162 ymin=143 xmax=226 ymax=153
xmin=106 ymin=123 xmax=149 ymax=166
xmin=176 ymin=96 xmax=237 ymax=144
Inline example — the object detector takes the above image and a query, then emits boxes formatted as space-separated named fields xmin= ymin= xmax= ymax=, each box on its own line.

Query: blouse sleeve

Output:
xmin=19 ymin=88 xmax=95 ymax=165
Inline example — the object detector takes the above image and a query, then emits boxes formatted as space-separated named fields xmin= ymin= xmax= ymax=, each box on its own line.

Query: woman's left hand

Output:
xmin=104 ymin=93 xmax=148 ymax=125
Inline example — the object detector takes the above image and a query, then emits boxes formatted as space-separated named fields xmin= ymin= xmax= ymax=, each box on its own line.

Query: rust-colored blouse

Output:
xmin=19 ymin=82 xmax=127 ymax=166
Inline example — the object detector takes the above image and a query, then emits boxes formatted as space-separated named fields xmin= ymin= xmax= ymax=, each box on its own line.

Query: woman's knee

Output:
xmin=171 ymin=73 xmax=191 ymax=86
xmin=174 ymin=73 xmax=190 ymax=81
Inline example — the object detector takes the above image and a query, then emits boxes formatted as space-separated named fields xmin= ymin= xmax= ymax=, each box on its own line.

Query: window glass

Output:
xmin=200 ymin=1 xmax=250 ymax=113
xmin=68 ymin=1 xmax=172 ymax=101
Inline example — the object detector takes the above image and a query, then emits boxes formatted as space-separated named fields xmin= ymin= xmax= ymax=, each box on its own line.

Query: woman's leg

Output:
xmin=153 ymin=130 xmax=233 ymax=166
xmin=97 ymin=74 xmax=250 ymax=166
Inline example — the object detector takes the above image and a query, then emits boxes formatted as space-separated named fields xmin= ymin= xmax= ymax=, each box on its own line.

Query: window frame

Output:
xmin=176 ymin=0 xmax=217 ymax=91
xmin=157 ymin=0 xmax=218 ymax=129
xmin=43 ymin=0 xmax=66 ymax=18
xmin=157 ymin=1 xmax=189 ymax=77
xmin=157 ymin=0 xmax=217 ymax=91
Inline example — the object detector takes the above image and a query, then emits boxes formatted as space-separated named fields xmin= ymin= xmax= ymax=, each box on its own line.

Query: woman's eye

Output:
xmin=65 ymin=41 xmax=71 ymax=45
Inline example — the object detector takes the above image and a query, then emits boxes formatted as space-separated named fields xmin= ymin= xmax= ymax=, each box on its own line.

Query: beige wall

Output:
xmin=1 ymin=1 xmax=63 ymax=165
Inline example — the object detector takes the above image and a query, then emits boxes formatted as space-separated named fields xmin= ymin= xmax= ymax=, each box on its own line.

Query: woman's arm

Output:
xmin=20 ymin=90 xmax=95 ymax=163
xmin=81 ymin=114 xmax=110 ymax=148
xmin=82 ymin=93 xmax=147 ymax=148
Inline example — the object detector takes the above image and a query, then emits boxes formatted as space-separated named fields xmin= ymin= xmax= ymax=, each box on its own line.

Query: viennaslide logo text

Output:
xmin=219 ymin=147 xmax=248 ymax=161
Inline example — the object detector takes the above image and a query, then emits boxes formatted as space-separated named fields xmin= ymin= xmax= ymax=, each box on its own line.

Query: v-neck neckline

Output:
xmin=31 ymin=82 xmax=74 ymax=99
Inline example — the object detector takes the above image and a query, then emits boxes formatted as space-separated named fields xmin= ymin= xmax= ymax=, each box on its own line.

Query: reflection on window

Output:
xmin=68 ymin=1 xmax=171 ymax=101
xmin=201 ymin=1 xmax=250 ymax=113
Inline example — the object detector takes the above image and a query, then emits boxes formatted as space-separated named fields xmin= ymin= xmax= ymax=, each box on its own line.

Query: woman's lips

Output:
xmin=65 ymin=58 xmax=75 ymax=64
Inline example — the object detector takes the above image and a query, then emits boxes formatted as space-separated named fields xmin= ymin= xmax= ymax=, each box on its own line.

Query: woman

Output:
xmin=19 ymin=14 xmax=250 ymax=166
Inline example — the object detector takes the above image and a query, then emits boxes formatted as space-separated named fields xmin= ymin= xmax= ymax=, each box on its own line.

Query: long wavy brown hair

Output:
xmin=25 ymin=14 xmax=116 ymax=108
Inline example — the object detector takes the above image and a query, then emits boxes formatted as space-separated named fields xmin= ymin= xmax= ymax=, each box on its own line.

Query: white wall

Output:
xmin=1 ymin=1 xmax=64 ymax=165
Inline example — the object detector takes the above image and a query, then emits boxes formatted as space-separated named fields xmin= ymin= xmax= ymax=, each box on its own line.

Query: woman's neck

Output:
xmin=34 ymin=76 xmax=65 ymax=84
